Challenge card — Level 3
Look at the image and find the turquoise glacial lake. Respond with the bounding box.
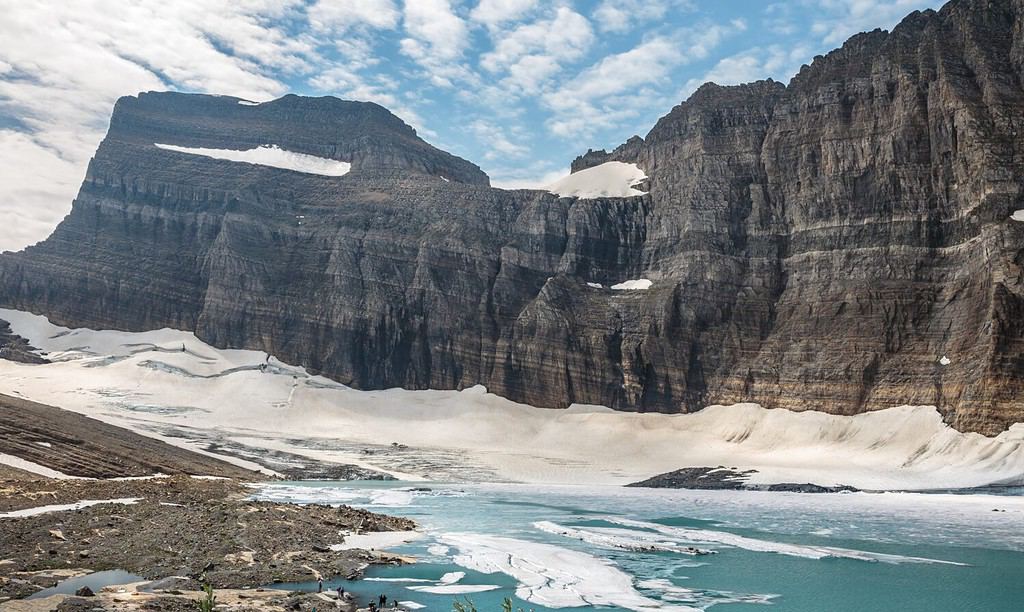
[257,482,1024,611]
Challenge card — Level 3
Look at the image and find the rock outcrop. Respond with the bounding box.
[2,0,1024,434]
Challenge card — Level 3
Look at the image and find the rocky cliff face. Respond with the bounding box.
[3,0,1024,435]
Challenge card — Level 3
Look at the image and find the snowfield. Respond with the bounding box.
[546,161,648,198]
[154,143,351,176]
[1,308,1023,490]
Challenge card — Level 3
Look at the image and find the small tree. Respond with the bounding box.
[452,597,477,612]
[452,596,526,612]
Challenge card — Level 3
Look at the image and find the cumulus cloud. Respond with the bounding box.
[470,0,539,27]
[0,0,311,252]
[0,130,89,252]
[469,119,529,160]
[0,0,949,252]
[399,0,474,88]
[543,21,744,138]
[480,6,593,95]
[401,0,469,62]
[308,0,400,32]
[682,43,812,95]
[801,0,943,45]
[592,0,696,34]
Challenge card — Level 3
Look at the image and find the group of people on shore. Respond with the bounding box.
[317,577,402,610]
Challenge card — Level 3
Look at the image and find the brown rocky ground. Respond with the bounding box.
[0,394,258,479]
[0,476,416,610]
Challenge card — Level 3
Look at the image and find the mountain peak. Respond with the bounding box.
[107,91,489,185]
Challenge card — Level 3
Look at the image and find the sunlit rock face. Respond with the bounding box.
[3,0,1024,435]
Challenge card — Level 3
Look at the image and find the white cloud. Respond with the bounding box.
[542,21,744,138]
[402,0,470,62]
[0,130,89,253]
[682,44,811,95]
[399,0,474,88]
[308,0,400,32]
[470,0,539,27]
[805,0,943,45]
[0,0,307,252]
[481,7,592,71]
[592,0,695,34]
[469,119,529,159]
[489,165,566,190]
[479,6,592,95]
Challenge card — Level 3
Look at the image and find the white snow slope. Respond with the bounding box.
[154,143,351,176]
[1,308,1022,490]
[546,161,647,198]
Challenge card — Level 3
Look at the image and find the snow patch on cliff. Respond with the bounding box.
[546,161,647,198]
[611,279,652,290]
[154,143,351,177]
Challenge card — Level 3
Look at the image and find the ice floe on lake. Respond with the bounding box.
[438,532,700,611]
[546,161,648,199]
[605,518,966,565]
[330,531,423,551]
[154,143,351,176]
[534,521,715,556]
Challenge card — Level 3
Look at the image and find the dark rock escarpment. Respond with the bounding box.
[626,467,859,493]
[0,319,47,364]
[2,0,1024,435]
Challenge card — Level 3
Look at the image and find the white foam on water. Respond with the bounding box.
[153,143,351,177]
[399,602,426,609]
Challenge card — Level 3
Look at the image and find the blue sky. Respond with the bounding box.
[0,0,943,252]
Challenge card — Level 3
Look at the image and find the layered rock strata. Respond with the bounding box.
[3,0,1024,434]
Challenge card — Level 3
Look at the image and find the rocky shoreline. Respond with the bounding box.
[0,475,416,611]
[627,467,860,493]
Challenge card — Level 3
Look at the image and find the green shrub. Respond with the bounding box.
[195,583,217,612]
